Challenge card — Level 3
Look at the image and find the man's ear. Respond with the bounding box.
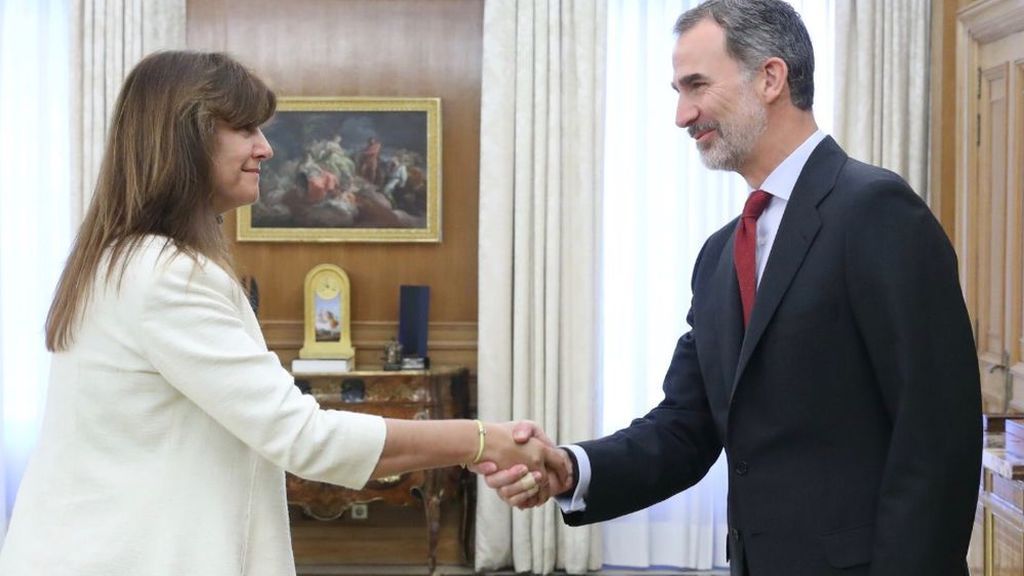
[760,56,788,104]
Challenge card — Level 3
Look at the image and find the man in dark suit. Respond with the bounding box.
[477,1,982,574]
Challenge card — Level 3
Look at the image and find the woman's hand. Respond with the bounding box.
[472,420,575,509]
[481,420,548,473]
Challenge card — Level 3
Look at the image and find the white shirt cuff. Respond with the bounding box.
[554,444,591,513]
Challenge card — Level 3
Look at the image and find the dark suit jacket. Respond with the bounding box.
[563,138,982,576]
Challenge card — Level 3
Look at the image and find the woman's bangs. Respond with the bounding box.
[212,63,276,130]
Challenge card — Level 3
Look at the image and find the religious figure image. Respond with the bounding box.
[314,296,342,342]
[240,99,440,242]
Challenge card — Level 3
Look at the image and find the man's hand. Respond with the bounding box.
[470,421,575,509]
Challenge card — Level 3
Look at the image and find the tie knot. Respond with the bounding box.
[742,189,773,220]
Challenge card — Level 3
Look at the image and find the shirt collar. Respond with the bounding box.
[757,130,827,202]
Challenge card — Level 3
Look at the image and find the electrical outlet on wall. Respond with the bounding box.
[350,503,368,520]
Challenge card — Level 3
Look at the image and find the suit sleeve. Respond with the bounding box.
[133,253,387,489]
[563,241,723,526]
[844,178,982,575]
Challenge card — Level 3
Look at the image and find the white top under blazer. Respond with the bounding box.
[0,235,387,576]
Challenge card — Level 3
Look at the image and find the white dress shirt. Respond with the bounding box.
[558,130,827,513]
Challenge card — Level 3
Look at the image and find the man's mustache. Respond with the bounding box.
[688,122,719,139]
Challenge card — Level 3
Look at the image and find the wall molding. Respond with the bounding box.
[958,0,1024,44]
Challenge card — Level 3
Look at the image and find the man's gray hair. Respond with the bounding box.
[674,0,814,110]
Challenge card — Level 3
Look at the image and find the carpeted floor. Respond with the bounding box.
[298,566,729,576]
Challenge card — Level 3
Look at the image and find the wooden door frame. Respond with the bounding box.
[956,0,1024,411]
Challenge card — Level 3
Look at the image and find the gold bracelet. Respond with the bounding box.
[469,419,487,466]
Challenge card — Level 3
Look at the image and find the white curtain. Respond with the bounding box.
[0,0,72,539]
[0,0,186,541]
[476,0,605,573]
[600,0,835,570]
[71,0,186,221]
[834,0,930,197]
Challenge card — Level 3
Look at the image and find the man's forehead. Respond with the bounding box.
[675,18,733,75]
[672,18,727,64]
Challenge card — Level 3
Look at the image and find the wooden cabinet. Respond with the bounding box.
[975,446,1024,575]
[287,367,471,571]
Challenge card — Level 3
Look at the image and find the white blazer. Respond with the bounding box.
[0,235,386,576]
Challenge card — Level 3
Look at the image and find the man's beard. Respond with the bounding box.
[690,88,767,172]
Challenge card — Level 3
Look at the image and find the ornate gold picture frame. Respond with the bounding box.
[299,264,355,360]
[238,97,441,242]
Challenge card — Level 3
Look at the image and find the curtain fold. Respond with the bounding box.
[599,0,835,570]
[834,0,930,197]
[476,0,605,573]
[0,0,72,540]
[600,2,737,569]
[0,0,186,541]
[71,0,186,223]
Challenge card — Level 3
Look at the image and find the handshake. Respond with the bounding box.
[469,421,575,509]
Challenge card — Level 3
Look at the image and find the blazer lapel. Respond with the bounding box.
[731,137,848,397]
[712,226,744,391]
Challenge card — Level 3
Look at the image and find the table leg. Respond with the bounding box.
[421,470,442,575]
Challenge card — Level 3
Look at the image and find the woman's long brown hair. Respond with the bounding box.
[45,51,276,351]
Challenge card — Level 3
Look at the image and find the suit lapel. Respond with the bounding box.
[730,137,848,398]
[713,226,744,391]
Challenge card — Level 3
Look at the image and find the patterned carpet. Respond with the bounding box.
[298,566,729,576]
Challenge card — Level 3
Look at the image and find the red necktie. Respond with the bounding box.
[734,189,773,328]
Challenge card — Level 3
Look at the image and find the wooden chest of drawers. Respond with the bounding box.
[971,446,1024,575]
[287,366,470,571]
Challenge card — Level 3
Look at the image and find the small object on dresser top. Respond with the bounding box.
[291,357,351,375]
[983,413,1024,434]
[382,337,404,371]
[1007,419,1024,458]
[401,356,427,370]
[242,275,260,316]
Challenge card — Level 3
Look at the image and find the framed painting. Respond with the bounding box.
[238,97,441,242]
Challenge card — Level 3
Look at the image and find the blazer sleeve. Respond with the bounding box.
[563,242,722,526]
[132,251,387,489]
[844,178,982,575]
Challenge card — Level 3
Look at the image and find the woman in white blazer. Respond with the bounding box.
[0,51,558,576]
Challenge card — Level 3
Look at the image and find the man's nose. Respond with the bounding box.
[675,97,698,128]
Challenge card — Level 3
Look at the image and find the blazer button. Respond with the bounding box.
[729,527,740,539]
[734,461,749,476]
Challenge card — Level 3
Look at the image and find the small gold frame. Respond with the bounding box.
[238,97,442,242]
[299,264,355,360]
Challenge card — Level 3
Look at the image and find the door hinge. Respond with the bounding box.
[977,113,981,147]
[1002,350,1013,413]
[977,66,982,100]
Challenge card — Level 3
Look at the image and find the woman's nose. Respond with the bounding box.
[254,128,274,159]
